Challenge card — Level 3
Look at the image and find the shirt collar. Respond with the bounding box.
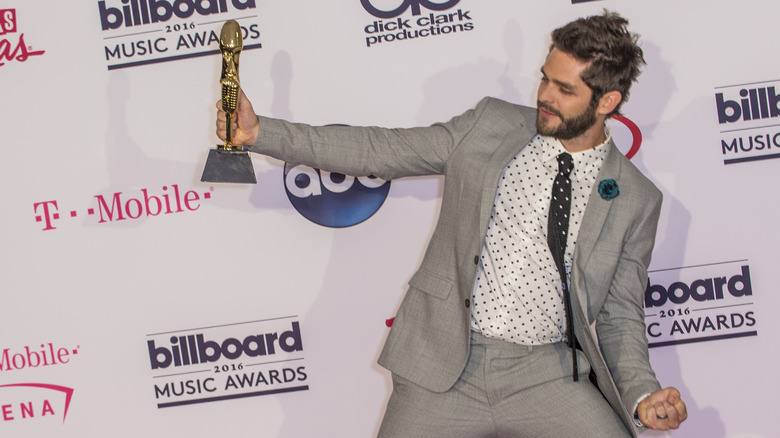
[536,124,611,182]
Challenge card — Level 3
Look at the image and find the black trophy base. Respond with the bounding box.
[201,148,257,184]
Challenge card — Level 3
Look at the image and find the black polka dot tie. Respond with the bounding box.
[547,152,573,265]
[546,152,579,381]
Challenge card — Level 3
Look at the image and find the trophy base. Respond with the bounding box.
[200,147,257,184]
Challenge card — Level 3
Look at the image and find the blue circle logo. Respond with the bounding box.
[283,164,391,228]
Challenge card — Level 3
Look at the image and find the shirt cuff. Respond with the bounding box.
[632,393,652,428]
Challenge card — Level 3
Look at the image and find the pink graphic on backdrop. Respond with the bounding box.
[0,9,17,34]
[613,115,643,159]
[0,383,74,423]
[0,9,45,67]
[32,184,214,231]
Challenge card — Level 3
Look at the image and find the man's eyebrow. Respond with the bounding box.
[540,67,577,93]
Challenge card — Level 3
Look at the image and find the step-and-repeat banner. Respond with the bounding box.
[1,1,776,437]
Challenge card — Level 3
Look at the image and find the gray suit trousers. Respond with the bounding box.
[378,331,630,438]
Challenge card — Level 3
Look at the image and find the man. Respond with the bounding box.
[216,11,687,437]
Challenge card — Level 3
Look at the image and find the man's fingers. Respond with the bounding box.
[215,99,227,141]
[670,398,688,428]
[214,91,259,145]
[648,401,670,428]
[642,400,686,431]
[654,401,668,420]
[665,387,681,404]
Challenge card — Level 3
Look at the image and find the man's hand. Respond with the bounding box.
[636,387,688,431]
[216,89,260,145]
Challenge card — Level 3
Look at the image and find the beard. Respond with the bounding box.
[536,99,598,140]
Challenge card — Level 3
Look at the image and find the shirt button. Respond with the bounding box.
[465,299,471,308]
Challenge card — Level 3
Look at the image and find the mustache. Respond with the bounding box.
[537,101,563,119]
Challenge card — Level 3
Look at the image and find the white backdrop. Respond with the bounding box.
[1,1,777,437]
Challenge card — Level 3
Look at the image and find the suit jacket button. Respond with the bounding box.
[474,256,479,265]
[465,299,471,308]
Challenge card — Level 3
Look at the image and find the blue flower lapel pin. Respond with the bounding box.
[598,179,619,200]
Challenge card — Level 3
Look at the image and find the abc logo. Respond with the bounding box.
[284,164,390,228]
[361,0,460,18]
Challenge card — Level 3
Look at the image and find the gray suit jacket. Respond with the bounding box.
[252,97,663,435]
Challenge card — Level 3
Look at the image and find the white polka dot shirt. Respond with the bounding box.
[470,131,610,345]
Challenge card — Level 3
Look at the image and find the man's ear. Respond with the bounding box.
[598,90,623,116]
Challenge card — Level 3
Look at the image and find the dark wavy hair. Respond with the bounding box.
[550,11,645,117]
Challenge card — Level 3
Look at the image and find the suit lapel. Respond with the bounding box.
[569,141,635,433]
[477,126,536,234]
[572,139,623,318]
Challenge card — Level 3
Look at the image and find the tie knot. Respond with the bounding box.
[557,152,573,176]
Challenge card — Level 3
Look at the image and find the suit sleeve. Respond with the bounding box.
[248,97,494,181]
[595,185,664,415]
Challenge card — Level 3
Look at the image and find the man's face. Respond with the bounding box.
[536,48,599,140]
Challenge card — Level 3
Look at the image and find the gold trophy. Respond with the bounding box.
[201,19,257,184]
